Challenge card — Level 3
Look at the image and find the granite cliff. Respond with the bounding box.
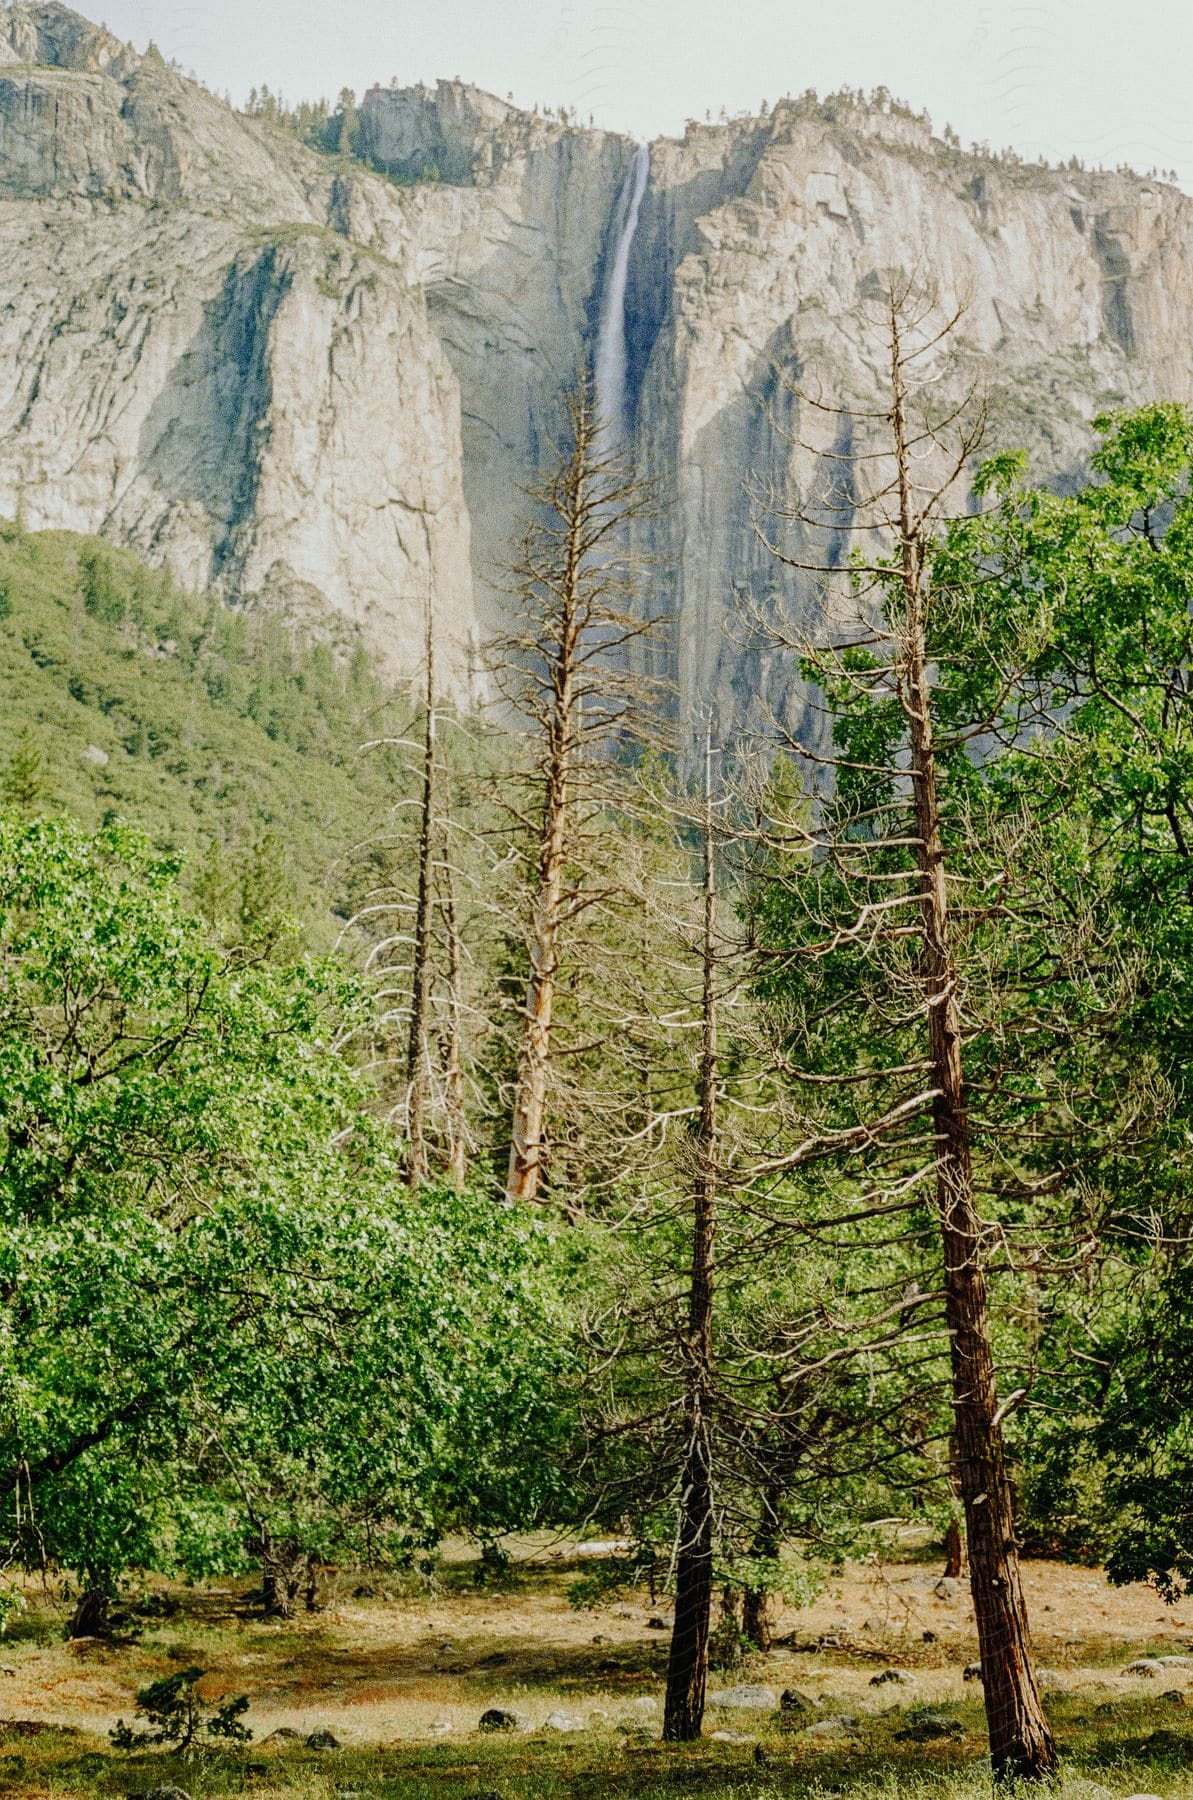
[2,2,1192,726]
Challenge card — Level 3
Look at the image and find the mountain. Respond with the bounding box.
[2,4,1192,735]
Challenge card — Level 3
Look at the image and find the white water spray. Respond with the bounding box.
[594,143,649,444]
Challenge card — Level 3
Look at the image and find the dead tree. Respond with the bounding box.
[492,377,660,1206]
[342,623,498,1189]
[439,835,468,1189]
[663,725,720,1740]
[404,596,438,1185]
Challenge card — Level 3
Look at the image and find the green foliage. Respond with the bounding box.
[938,402,1193,1575]
[0,812,573,1591]
[0,522,415,936]
[1,725,45,812]
[110,1666,251,1752]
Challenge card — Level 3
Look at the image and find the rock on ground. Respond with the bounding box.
[479,1707,528,1732]
[708,1684,778,1711]
[897,1712,964,1742]
[801,1715,860,1740]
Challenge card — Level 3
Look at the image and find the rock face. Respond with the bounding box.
[3,4,1193,724]
[0,5,475,687]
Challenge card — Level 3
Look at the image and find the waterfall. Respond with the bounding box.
[594,143,650,444]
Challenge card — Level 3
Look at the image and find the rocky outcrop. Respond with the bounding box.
[1,5,1192,722]
[0,6,476,686]
[625,102,1193,732]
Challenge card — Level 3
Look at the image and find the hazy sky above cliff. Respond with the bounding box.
[95,0,1192,187]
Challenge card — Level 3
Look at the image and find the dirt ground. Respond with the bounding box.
[3,1543,1192,1748]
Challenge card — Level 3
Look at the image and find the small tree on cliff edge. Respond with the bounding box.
[492,377,662,1207]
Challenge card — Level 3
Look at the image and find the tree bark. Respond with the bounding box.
[944,1433,967,1578]
[664,728,719,1741]
[891,301,1057,1784]
[66,1587,111,1640]
[742,1483,782,1652]
[441,848,467,1190]
[504,456,583,1208]
[404,598,437,1187]
[258,1531,311,1619]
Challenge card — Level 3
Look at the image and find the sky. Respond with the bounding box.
[86,0,1193,188]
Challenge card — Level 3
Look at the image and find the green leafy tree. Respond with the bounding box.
[743,284,1162,1780]
[936,402,1193,1587]
[0,812,572,1620]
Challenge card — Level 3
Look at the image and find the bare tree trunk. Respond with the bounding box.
[258,1531,311,1620]
[441,847,467,1190]
[66,1588,111,1640]
[742,1482,782,1652]
[405,599,437,1186]
[891,306,1057,1784]
[664,728,719,1741]
[504,461,583,1208]
[493,378,659,1205]
[944,1433,967,1578]
[505,730,570,1204]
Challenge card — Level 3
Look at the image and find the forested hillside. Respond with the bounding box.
[0,517,412,929]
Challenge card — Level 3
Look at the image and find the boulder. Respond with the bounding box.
[306,1729,340,1749]
[896,1712,964,1742]
[478,1707,526,1732]
[543,1710,585,1732]
[934,1576,960,1601]
[779,1688,817,1714]
[801,1715,860,1740]
[708,1684,778,1711]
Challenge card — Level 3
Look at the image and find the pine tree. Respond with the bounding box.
[2,726,45,814]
